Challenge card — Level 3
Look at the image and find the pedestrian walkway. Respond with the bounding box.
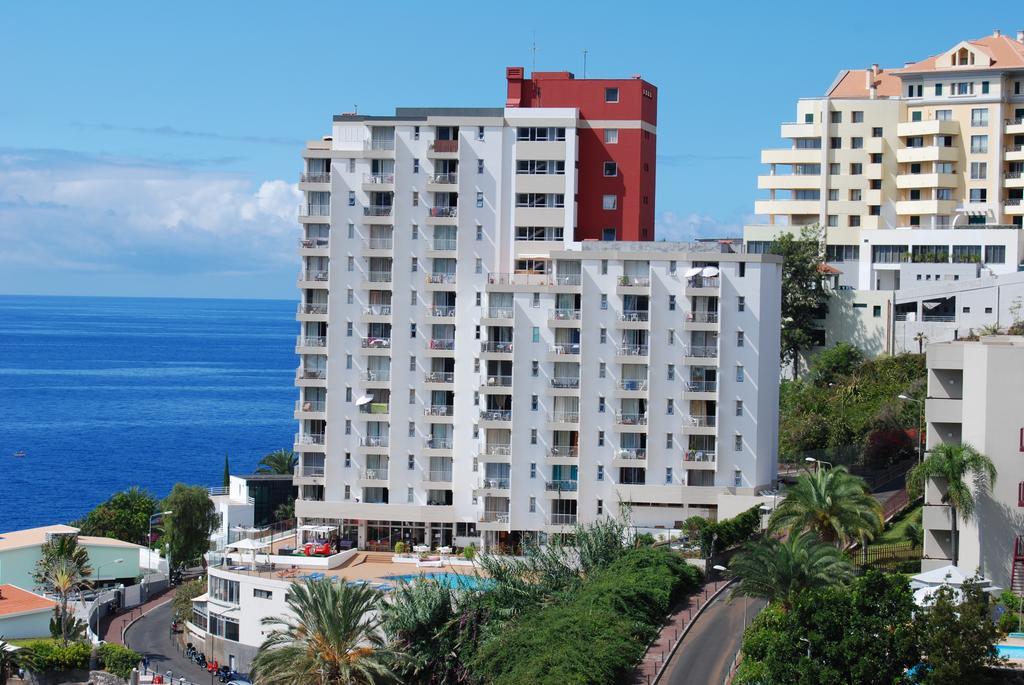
[100,587,176,645]
[630,577,730,684]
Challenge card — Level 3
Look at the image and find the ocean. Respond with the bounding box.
[0,295,297,531]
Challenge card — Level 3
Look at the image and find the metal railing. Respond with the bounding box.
[431,172,458,184]
[549,411,580,423]
[362,468,389,481]
[686,276,720,288]
[429,338,455,350]
[295,432,325,445]
[481,341,513,353]
[427,470,454,482]
[616,448,647,460]
[480,511,510,523]
[295,400,326,412]
[359,436,389,448]
[621,310,650,322]
[367,140,396,151]
[484,374,512,387]
[297,368,326,380]
[364,369,391,382]
[367,237,393,249]
[358,403,390,415]
[1007,198,1023,206]
[478,477,511,489]
[686,345,718,358]
[297,335,326,347]
[550,308,581,320]
[425,405,454,416]
[685,414,717,427]
[549,446,579,458]
[425,371,454,383]
[615,413,647,425]
[687,311,719,323]
[553,274,582,286]
[546,480,578,492]
[686,380,717,392]
[430,140,459,153]
[550,343,580,355]
[297,466,325,477]
[550,377,581,388]
[617,344,649,356]
[480,409,512,421]
[618,379,648,391]
[426,273,457,284]
[367,271,393,282]
[486,272,555,286]
[482,444,512,456]
[299,270,330,282]
[361,337,392,348]
[299,237,329,249]
[299,204,331,217]
[363,173,395,184]
[684,450,717,463]
[921,315,956,322]
[298,303,328,315]
[485,307,514,319]
[425,437,453,449]
[364,304,392,316]
[429,206,458,218]
[432,238,458,251]
[427,305,456,317]
[619,276,651,287]
[549,513,578,525]
[301,171,331,183]
[364,206,394,217]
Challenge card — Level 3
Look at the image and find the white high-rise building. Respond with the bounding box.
[293,81,783,551]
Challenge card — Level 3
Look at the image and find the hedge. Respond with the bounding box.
[20,639,90,672]
[471,547,702,684]
[98,642,141,679]
[698,506,762,556]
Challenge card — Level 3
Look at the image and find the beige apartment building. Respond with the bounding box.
[746,31,1024,356]
[919,336,1024,591]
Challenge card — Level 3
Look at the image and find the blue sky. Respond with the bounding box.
[0,1,1019,299]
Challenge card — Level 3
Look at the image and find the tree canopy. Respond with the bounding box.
[161,484,220,568]
[768,466,882,546]
[74,487,158,545]
[256,449,297,475]
[770,225,829,378]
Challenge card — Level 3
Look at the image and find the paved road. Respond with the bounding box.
[124,600,211,684]
[664,591,766,685]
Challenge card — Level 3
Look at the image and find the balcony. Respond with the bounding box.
[480,409,512,422]
[361,468,389,481]
[486,272,555,287]
[686,311,719,324]
[685,380,718,393]
[367,271,393,283]
[431,238,458,252]
[363,305,392,317]
[483,374,512,387]
[548,446,579,458]
[426,305,456,318]
[481,341,513,354]
[424,405,454,417]
[430,172,458,185]
[300,171,331,184]
[425,273,457,286]
[482,444,512,458]
[429,140,459,154]
[616,344,649,358]
[425,470,454,483]
[615,413,647,426]
[358,403,391,416]
[296,465,325,478]
[299,270,330,284]
[364,369,391,383]
[1007,117,1024,135]
[546,480,578,492]
[296,335,326,348]
[484,307,514,320]
[360,337,392,349]
[619,276,651,287]
[617,379,648,392]
[548,513,578,525]
[428,207,458,218]
[298,204,331,218]
[1006,199,1024,215]
[476,477,511,491]
[760,148,823,165]
[550,308,581,321]
[895,199,958,215]
[895,146,959,164]
[424,371,454,384]
[550,377,581,389]
[620,310,650,323]
[896,119,960,137]
[364,206,394,218]
[299,237,329,251]
[362,174,395,189]
[359,436,389,448]
[686,414,717,428]
[366,140,396,151]
[548,411,580,424]
[366,237,394,250]
[295,432,325,446]
[479,510,510,524]
[549,342,580,356]
[685,276,720,292]
[684,450,717,463]
[429,338,455,351]
[685,345,719,359]
[295,399,325,414]
[296,368,327,382]
[616,448,647,461]
[425,437,453,450]
[297,303,328,316]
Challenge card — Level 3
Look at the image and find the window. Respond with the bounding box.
[408,422,415,437]
[667,329,675,345]
[346,321,353,337]
[734,434,743,451]
[476,225,483,240]
[346,354,352,369]
[532,292,540,308]
[475,291,481,306]
[666,399,674,415]
[600,328,607,344]
[829,163,840,175]
[603,161,618,177]
[407,487,414,504]
[970,135,988,153]
[413,126,420,140]
[475,257,482,274]
[850,163,862,175]
[985,245,1006,263]
[830,137,841,149]
[477,159,484,174]
[598,362,606,378]
[937,189,953,200]
[347,222,355,239]
[804,113,814,123]
[413,158,419,173]
[597,430,605,446]
[348,191,355,206]
[828,189,838,201]
[408,455,415,470]
[735,400,743,417]
[529,496,536,512]
[736,331,744,347]
[665,467,673,484]
[603,227,616,241]
[870,153,882,163]
[344,484,351,499]
[601,294,608,310]
[982,81,990,94]
[345,420,351,435]
[935,83,943,96]
[736,365,744,383]
[531,428,537,444]
[412,191,419,206]
[738,296,745,312]
[669,295,676,311]
[969,188,987,203]
[530,463,537,479]
[852,110,863,123]
[409,389,415,404]
[531,394,538,411]
[830,111,842,124]
[667,364,675,380]
[598,396,606,413]
[411,224,418,240]
[872,305,881,318]
[911,110,922,121]
[476,191,484,208]
[347,288,353,304]
[971,108,989,127]
[851,137,863,149]
[532,360,539,376]
[477,125,485,140]
[849,215,861,227]
[669,260,676,274]
[410,323,417,337]
[601,259,608,275]
[597,465,604,482]
[602,195,617,210]
[532,326,540,343]
[344,453,351,467]
[970,162,987,180]
[850,189,861,201]
[411,257,417,272]
[872,127,883,138]
[409,355,416,371]
[604,128,618,144]
[605,87,619,103]
[827,215,838,227]
[410,290,417,305]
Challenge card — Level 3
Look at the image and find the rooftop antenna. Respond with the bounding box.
[532,31,538,73]
[354,104,358,114]
[583,49,588,78]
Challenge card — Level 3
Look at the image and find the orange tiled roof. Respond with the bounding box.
[893,33,1024,74]
[827,68,902,98]
[0,585,57,617]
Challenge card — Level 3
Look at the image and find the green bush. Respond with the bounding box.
[98,643,141,679]
[471,547,701,684]
[394,541,405,555]
[21,639,90,672]
[698,506,762,556]
[463,543,476,560]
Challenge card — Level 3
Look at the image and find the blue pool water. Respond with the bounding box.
[0,295,297,531]
[997,644,1024,659]
[387,572,493,591]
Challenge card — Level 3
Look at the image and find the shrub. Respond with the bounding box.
[394,541,405,555]
[698,506,762,556]
[171,577,206,621]
[98,643,141,679]
[22,639,90,673]
[634,532,656,547]
[463,543,476,560]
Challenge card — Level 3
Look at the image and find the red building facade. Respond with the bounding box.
[506,67,657,242]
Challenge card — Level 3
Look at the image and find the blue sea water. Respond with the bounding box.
[0,295,297,531]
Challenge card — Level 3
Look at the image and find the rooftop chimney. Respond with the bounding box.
[994,29,1001,37]
[872,63,880,76]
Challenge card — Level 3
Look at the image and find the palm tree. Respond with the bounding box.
[730,532,854,610]
[250,579,395,685]
[31,535,92,646]
[0,637,32,685]
[256,449,297,475]
[907,442,997,566]
[769,466,883,547]
[380,579,464,684]
[914,331,928,354]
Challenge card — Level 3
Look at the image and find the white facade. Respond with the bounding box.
[919,337,1024,591]
[294,107,783,551]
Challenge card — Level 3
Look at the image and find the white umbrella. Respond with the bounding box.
[683,267,702,278]
[226,538,271,569]
[355,395,373,406]
[701,266,720,277]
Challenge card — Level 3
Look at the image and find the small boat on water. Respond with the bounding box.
[13,450,25,458]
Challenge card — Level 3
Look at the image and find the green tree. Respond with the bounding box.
[808,342,864,386]
[730,532,854,610]
[274,500,295,523]
[380,578,465,684]
[171,578,207,622]
[735,571,917,685]
[162,484,220,569]
[914,331,929,354]
[222,452,230,488]
[32,535,93,646]
[74,487,158,545]
[770,225,830,379]
[256,449,297,475]
[0,638,35,685]
[250,579,395,685]
[769,466,882,546]
[914,578,1004,684]
[907,442,997,566]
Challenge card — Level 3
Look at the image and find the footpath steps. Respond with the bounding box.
[357,552,395,565]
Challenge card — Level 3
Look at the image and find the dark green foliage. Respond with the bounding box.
[256,449,297,475]
[735,571,917,685]
[470,547,701,684]
[915,579,1005,684]
[222,452,230,488]
[171,578,206,621]
[97,643,141,679]
[698,505,762,556]
[730,533,854,610]
[380,579,467,684]
[73,487,158,545]
[770,225,830,378]
[808,342,864,386]
[20,640,90,673]
[161,483,221,567]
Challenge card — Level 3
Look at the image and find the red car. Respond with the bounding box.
[304,541,332,556]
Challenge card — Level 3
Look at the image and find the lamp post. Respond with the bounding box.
[713,564,748,627]
[90,558,124,640]
[804,456,833,472]
[799,636,812,659]
[898,394,925,463]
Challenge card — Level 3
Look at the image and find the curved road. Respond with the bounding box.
[664,591,765,685]
[125,600,211,684]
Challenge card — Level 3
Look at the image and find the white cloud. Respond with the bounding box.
[655,210,750,242]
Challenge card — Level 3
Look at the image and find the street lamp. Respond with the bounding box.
[713,564,749,627]
[804,457,833,471]
[799,636,812,659]
[149,511,173,576]
[90,559,124,640]
[898,394,925,463]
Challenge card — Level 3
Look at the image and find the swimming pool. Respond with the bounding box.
[997,644,1024,659]
[386,572,493,591]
